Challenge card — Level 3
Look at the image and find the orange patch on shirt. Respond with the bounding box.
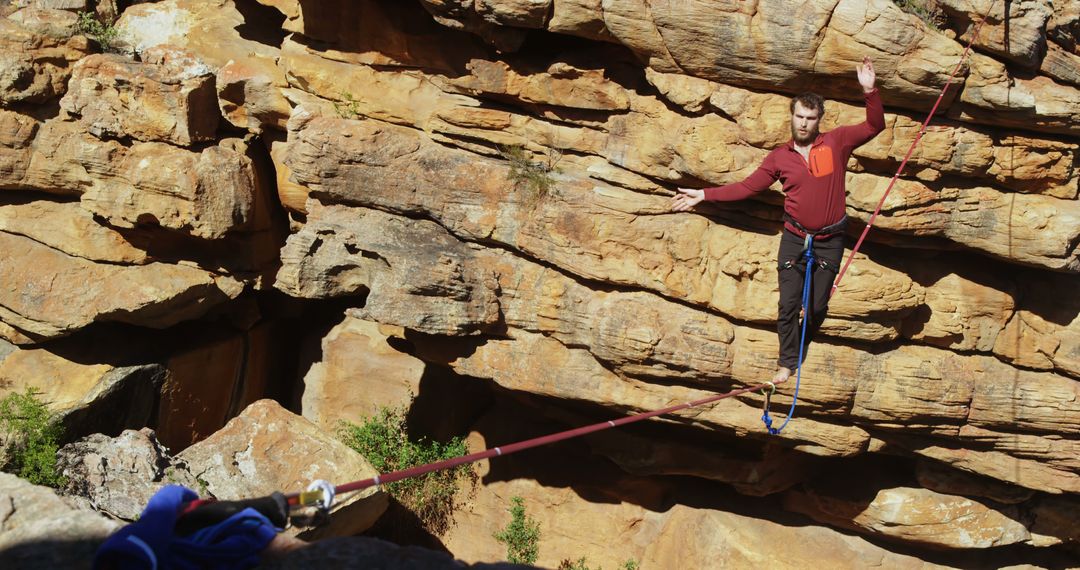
[809,145,834,178]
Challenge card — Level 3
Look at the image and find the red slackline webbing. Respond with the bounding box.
[286,381,771,504]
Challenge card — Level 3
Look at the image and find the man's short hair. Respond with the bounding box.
[790,92,825,117]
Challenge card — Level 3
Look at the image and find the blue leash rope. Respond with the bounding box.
[762,235,813,435]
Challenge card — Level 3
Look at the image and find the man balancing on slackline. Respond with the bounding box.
[670,56,885,386]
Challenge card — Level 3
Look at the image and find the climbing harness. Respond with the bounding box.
[762,234,815,434]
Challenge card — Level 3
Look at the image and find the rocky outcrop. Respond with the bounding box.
[177,399,389,540]
[300,315,426,431]
[0,8,89,105]
[60,49,220,145]
[0,472,120,570]
[0,230,243,341]
[0,339,164,436]
[57,428,198,521]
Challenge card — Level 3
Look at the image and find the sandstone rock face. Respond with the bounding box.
[60,49,220,145]
[5,117,270,239]
[301,315,426,431]
[276,201,500,335]
[440,409,967,570]
[177,399,389,540]
[0,200,151,264]
[785,486,1033,549]
[57,428,198,521]
[0,472,120,570]
[0,8,89,105]
[115,0,289,133]
[0,339,164,437]
[0,231,243,341]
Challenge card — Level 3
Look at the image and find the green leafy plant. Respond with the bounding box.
[338,406,474,535]
[556,557,640,570]
[500,144,561,205]
[894,0,946,31]
[76,11,122,53]
[0,388,66,487]
[335,91,363,120]
[494,495,541,565]
[558,557,598,570]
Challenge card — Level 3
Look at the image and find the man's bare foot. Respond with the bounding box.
[772,367,792,384]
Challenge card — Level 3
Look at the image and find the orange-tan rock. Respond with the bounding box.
[0,8,89,105]
[115,0,288,133]
[60,49,219,145]
[13,119,267,239]
[0,231,243,342]
[784,485,1033,549]
[176,399,388,540]
[301,315,426,431]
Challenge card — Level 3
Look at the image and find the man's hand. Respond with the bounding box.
[857,56,876,93]
[671,188,705,211]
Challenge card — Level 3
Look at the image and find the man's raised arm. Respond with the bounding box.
[839,56,886,148]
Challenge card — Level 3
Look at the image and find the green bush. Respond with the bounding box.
[337,406,474,535]
[557,556,640,570]
[76,12,122,53]
[334,91,363,120]
[894,0,946,30]
[494,495,541,565]
[0,388,66,488]
[558,557,596,570]
[500,144,561,205]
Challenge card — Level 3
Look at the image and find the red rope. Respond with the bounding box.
[831,12,991,297]
[286,381,772,505]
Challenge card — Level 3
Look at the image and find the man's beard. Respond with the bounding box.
[791,124,819,145]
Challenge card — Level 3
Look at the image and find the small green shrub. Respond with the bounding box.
[500,144,561,205]
[0,388,66,488]
[338,406,474,535]
[894,0,946,31]
[76,12,122,53]
[494,495,541,565]
[556,556,639,570]
[558,557,598,570]
[335,91,363,119]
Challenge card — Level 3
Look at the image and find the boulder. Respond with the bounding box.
[0,8,89,105]
[57,428,198,521]
[60,48,220,145]
[177,399,389,540]
[301,315,426,432]
[784,485,1032,549]
[0,472,120,570]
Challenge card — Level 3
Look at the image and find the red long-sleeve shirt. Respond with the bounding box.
[702,89,886,236]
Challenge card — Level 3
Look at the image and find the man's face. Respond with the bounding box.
[791,102,822,145]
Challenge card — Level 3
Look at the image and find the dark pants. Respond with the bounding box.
[776,229,844,370]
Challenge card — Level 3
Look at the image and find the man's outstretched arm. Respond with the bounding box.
[671,156,779,211]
